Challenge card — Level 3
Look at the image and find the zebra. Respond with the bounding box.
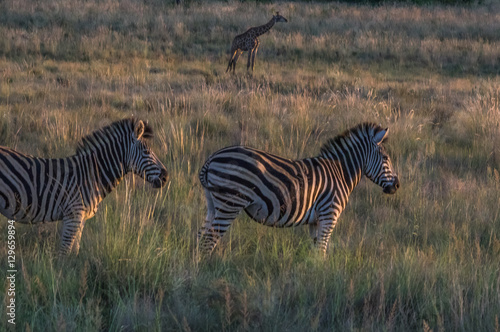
[197,123,400,255]
[0,118,168,255]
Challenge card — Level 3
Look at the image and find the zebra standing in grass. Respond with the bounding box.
[0,118,168,255]
[198,123,400,255]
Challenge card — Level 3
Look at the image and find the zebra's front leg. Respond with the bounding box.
[59,213,85,256]
[316,211,338,256]
[71,219,88,255]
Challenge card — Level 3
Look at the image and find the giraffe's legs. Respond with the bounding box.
[227,49,242,74]
[247,48,255,73]
[232,51,242,73]
[251,43,259,72]
[226,49,238,73]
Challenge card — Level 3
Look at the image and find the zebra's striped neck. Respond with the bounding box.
[75,149,126,202]
[319,124,380,191]
[74,120,141,200]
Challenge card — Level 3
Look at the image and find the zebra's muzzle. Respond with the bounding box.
[151,168,168,188]
[383,176,399,195]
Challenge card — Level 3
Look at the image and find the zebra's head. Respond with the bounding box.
[128,120,168,189]
[365,127,399,195]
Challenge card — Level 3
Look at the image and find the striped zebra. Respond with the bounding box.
[0,118,168,255]
[198,123,400,254]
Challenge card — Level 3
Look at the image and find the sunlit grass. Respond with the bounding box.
[0,0,499,330]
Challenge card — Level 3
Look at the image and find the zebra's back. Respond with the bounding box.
[0,146,80,223]
[199,146,333,227]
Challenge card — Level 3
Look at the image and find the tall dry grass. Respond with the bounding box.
[0,0,499,330]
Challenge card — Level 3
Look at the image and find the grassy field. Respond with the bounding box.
[1,0,499,330]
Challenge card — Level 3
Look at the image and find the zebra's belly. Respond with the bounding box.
[244,203,316,227]
[244,203,270,224]
[0,202,63,224]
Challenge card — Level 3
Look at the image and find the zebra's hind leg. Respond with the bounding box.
[197,189,216,251]
[197,190,246,255]
[309,223,319,246]
[59,213,85,256]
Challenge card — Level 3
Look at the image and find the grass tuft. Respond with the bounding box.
[0,1,499,330]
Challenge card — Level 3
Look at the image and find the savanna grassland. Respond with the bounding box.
[0,0,500,330]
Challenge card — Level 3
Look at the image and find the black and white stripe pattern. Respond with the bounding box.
[0,118,168,255]
[198,123,399,254]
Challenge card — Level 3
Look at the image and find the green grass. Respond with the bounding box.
[1,0,500,330]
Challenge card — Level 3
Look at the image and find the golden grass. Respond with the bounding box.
[0,0,499,330]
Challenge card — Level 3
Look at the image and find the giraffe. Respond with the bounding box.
[226,12,288,74]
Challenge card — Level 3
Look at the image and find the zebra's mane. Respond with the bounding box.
[75,118,153,155]
[319,122,386,157]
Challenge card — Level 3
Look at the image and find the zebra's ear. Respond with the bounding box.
[373,128,389,145]
[134,120,145,140]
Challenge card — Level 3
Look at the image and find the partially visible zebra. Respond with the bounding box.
[198,123,400,255]
[0,118,168,255]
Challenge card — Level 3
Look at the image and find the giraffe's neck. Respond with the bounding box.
[253,18,276,37]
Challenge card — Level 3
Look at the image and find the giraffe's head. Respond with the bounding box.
[273,12,288,23]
